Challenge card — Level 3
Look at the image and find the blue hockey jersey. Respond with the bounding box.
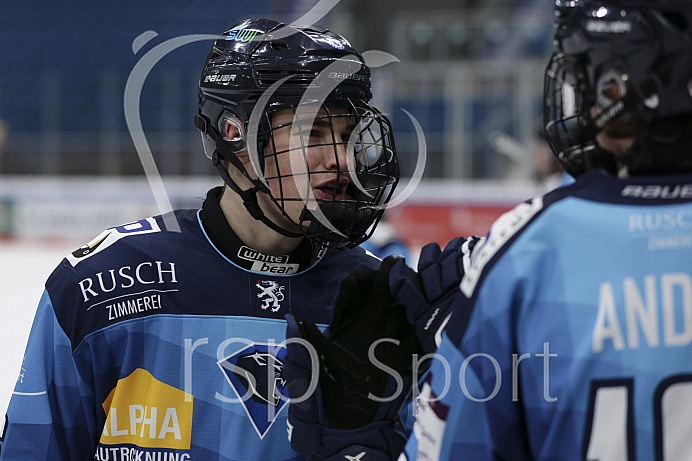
[404,171,692,460]
[0,188,380,460]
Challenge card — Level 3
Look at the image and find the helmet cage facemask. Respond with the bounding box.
[195,95,398,248]
[544,51,600,177]
[259,99,398,249]
[196,18,399,247]
[544,50,662,177]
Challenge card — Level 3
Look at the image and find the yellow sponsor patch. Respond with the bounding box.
[100,368,193,449]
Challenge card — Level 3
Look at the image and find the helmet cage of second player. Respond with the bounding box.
[543,50,599,177]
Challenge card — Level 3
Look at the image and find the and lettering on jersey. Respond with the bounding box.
[627,209,692,251]
[99,368,193,452]
[79,260,178,303]
[252,261,299,274]
[238,246,288,264]
[93,445,191,460]
[629,210,692,233]
[593,272,692,353]
[217,342,289,439]
[68,218,161,267]
[105,294,162,321]
[648,234,692,251]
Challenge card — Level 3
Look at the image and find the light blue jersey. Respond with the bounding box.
[405,171,692,460]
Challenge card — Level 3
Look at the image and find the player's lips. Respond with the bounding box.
[313,177,349,200]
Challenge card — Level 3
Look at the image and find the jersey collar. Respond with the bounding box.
[199,186,326,275]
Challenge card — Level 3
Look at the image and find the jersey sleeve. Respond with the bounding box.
[0,289,96,460]
[402,285,533,460]
[403,331,492,460]
[402,200,545,460]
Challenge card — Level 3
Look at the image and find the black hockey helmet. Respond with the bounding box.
[195,18,399,248]
[543,0,692,177]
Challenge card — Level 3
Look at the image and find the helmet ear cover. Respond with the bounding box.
[194,110,265,188]
[195,109,300,235]
[220,114,247,152]
[194,112,245,156]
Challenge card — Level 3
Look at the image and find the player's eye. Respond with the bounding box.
[303,129,322,139]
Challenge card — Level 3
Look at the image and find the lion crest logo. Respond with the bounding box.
[255,280,285,312]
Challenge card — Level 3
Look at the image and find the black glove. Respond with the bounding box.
[302,255,421,429]
[390,236,481,353]
[284,255,423,459]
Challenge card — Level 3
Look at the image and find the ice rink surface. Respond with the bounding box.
[0,238,82,418]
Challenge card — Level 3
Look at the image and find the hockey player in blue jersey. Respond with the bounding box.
[284,0,692,459]
[0,18,400,460]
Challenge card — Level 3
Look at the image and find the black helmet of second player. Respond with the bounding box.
[195,18,399,248]
[543,0,692,177]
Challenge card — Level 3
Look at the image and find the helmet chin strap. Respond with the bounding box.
[195,111,303,238]
[211,149,304,239]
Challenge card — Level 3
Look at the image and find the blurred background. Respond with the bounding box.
[0,0,558,418]
[1,0,553,176]
[0,0,555,247]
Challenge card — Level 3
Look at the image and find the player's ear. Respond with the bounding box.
[223,117,250,163]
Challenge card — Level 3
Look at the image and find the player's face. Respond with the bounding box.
[263,106,357,228]
[590,106,637,157]
[590,73,639,158]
